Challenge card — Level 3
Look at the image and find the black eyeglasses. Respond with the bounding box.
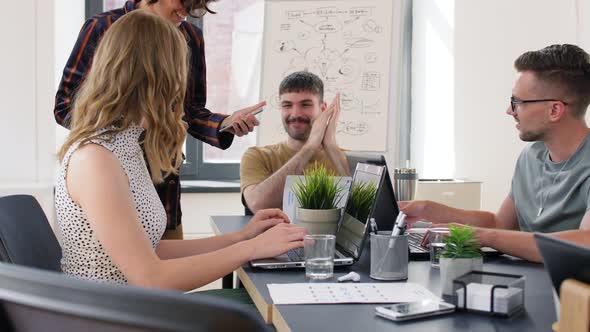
[510,96,568,112]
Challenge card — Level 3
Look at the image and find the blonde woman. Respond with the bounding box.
[55,11,305,298]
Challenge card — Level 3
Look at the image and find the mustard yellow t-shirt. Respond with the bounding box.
[240,142,344,192]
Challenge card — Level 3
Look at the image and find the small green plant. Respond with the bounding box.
[440,225,482,259]
[345,180,378,222]
[292,162,344,210]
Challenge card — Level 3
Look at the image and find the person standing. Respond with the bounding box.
[54,0,262,239]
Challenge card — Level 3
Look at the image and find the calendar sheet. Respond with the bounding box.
[268,283,440,304]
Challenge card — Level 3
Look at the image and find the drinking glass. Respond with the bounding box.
[428,228,450,268]
[304,234,336,279]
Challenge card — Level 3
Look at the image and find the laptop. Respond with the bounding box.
[345,153,398,232]
[251,162,387,269]
[346,152,500,259]
[534,233,590,295]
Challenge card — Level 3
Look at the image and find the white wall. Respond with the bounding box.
[413,0,587,212]
[0,1,56,222]
[181,193,244,238]
[454,0,578,211]
[411,0,455,179]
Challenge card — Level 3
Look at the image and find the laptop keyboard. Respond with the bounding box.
[287,248,305,261]
[408,232,428,254]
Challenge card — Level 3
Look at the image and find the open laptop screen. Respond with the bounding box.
[336,163,386,259]
[345,152,399,231]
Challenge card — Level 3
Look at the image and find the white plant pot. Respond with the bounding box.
[295,208,341,235]
[440,257,483,296]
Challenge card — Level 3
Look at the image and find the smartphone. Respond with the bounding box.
[219,107,264,133]
[375,300,455,322]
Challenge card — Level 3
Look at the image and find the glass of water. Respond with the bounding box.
[304,234,336,280]
[428,228,450,268]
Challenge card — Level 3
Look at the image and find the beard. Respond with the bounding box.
[284,116,311,141]
[519,128,545,142]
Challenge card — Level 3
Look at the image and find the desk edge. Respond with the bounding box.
[237,267,273,324]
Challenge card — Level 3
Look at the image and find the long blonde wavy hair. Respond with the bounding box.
[58,10,188,184]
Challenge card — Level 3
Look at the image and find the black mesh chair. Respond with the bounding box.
[0,262,269,332]
[0,195,61,271]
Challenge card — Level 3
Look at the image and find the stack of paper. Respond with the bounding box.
[456,283,523,314]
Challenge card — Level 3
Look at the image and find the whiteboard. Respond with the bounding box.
[259,0,394,151]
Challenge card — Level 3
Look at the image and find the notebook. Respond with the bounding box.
[250,163,386,269]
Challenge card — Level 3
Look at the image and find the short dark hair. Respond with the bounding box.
[278,71,324,103]
[514,44,590,117]
[146,0,217,18]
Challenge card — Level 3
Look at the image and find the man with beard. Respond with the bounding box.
[240,71,350,213]
[400,44,590,262]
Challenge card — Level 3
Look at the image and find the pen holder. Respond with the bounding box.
[370,232,408,281]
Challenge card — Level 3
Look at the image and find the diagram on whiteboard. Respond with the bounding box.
[260,0,393,151]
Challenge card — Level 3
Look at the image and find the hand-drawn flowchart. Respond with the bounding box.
[259,0,393,151]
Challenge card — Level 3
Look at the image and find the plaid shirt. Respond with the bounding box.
[54,0,233,229]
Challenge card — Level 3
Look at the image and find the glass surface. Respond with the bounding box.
[104,0,125,10]
[304,235,336,280]
[105,0,264,165]
[428,228,450,268]
[202,0,263,163]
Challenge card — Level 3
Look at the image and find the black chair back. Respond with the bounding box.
[0,262,269,332]
[0,195,61,271]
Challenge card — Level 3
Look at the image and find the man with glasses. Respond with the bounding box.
[54,0,263,240]
[400,44,590,262]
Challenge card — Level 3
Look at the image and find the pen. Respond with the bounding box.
[391,212,407,236]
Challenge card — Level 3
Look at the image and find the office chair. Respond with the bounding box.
[0,262,270,332]
[0,195,62,271]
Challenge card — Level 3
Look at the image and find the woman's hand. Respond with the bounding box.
[246,223,307,260]
[239,208,290,240]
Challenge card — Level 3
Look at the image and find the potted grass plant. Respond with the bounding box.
[439,225,483,295]
[292,162,345,235]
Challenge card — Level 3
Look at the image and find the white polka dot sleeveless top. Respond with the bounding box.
[55,126,166,284]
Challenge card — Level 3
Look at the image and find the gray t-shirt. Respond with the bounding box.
[510,133,590,233]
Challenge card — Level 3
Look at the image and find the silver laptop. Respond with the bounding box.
[251,163,386,269]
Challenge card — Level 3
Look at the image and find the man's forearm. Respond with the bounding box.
[480,228,541,262]
[244,146,316,212]
[430,202,497,228]
[481,229,590,263]
[324,144,350,176]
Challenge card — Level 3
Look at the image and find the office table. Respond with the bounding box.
[211,215,557,332]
